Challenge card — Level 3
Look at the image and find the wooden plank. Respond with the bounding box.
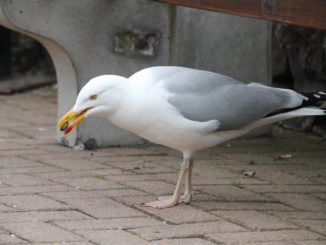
[157,0,326,30]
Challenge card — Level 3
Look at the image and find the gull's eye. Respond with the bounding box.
[89,94,97,100]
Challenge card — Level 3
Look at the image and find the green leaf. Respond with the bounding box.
[94,175,106,180]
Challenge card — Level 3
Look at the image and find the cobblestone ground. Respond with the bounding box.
[0,87,325,245]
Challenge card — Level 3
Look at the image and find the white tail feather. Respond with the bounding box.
[246,107,325,130]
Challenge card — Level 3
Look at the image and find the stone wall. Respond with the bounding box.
[272,23,326,92]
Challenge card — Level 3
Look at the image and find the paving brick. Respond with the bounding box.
[157,238,216,245]
[206,230,324,244]
[0,210,92,223]
[267,211,326,220]
[217,153,275,164]
[291,150,326,158]
[0,233,27,244]
[63,197,131,209]
[310,177,326,185]
[9,108,54,123]
[3,222,84,242]
[33,168,125,179]
[84,207,145,219]
[24,152,92,161]
[106,159,176,174]
[0,166,65,175]
[5,96,55,111]
[35,144,79,153]
[42,189,148,200]
[0,194,68,211]
[33,241,94,245]
[271,158,326,166]
[244,242,297,245]
[213,210,298,230]
[190,192,222,202]
[0,203,15,211]
[39,158,107,170]
[192,201,294,211]
[268,193,326,211]
[0,185,74,196]
[55,217,163,231]
[223,163,308,173]
[294,241,326,245]
[193,176,269,185]
[193,163,239,178]
[4,138,40,146]
[54,176,125,190]
[108,173,177,182]
[216,138,281,153]
[313,193,326,201]
[245,185,326,194]
[114,195,161,206]
[0,149,51,157]
[196,185,272,202]
[0,128,21,138]
[149,172,268,185]
[0,174,55,186]
[287,169,326,178]
[90,146,162,156]
[0,117,31,129]
[63,197,145,219]
[76,230,147,244]
[139,205,219,224]
[32,242,94,245]
[125,180,177,195]
[130,221,247,240]
[0,156,45,168]
[226,169,314,185]
[291,220,326,235]
[90,155,177,164]
[0,141,35,150]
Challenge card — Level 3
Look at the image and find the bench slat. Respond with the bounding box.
[158,0,326,30]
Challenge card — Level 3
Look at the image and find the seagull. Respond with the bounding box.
[58,66,326,208]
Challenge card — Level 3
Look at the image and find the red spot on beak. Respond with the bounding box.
[64,126,73,135]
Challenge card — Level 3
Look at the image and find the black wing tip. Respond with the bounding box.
[301,92,326,108]
[266,92,326,118]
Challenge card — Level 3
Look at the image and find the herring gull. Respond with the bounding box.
[58,66,326,208]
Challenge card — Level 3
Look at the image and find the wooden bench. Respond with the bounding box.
[158,0,326,30]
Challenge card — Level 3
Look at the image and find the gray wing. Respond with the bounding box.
[163,72,304,130]
[130,66,304,130]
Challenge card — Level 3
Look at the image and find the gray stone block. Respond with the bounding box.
[174,7,271,83]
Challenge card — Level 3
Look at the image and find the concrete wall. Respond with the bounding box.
[174,7,271,82]
[0,0,271,147]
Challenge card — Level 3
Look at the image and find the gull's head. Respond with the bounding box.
[58,75,126,135]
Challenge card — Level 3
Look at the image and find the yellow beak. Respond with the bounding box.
[57,107,89,135]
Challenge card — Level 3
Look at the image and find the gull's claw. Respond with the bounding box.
[143,197,178,208]
[157,194,191,204]
[180,193,191,204]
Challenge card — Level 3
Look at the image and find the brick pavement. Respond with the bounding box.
[0,87,325,244]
